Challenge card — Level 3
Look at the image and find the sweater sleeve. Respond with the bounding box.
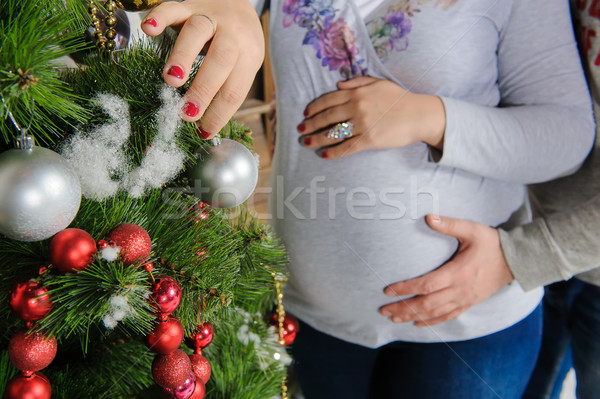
[436,0,595,184]
[499,194,600,291]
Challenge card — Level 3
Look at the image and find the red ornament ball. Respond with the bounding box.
[4,372,51,399]
[9,280,52,321]
[106,223,152,265]
[146,317,184,354]
[185,322,214,351]
[49,228,97,273]
[188,379,206,399]
[161,372,196,399]
[152,349,192,389]
[151,276,182,316]
[8,330,57,372]
[269,313,299,346]
[189,353,211,384]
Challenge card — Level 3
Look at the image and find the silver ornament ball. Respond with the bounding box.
[0,147,81,241]
[189,139,258,208]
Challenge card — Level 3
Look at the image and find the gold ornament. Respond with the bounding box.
[114,0,163,12]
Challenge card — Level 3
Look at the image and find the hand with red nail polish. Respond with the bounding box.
[140,0,264,135]
[298,76,446,160]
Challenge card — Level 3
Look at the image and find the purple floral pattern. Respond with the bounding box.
[283,0,367,78]
[283,1,458,76]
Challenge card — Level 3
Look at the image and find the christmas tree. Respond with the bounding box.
[0,0,295,397]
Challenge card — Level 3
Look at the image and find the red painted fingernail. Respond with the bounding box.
[303,108,309,117]
[321,150,328,158]
[298,123,306,133]
[167,65,185,79]
[183,102,199,117]
[143,18,157,27]
[303,136,312,146]
[198,127,212,139]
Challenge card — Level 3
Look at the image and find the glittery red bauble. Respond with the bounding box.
[8,330,57,372]
[151,276,182,316]
[269,313,299,346]
[4,372,51,399]
[188,379,206,399]
[49,228,97,273]
[9,280,52,321]
[146,317,184,354]
[189,353,211,384]
[185,322,214,351]
[152,349,192,389]
[161,372,196,399]
[106,223,152,265]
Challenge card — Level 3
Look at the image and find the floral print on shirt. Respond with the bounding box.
[282,0,458,78]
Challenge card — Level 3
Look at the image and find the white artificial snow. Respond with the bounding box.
[100,245,121,262]
[62,93,131,199]
[62,86,187,200]
[102,294,134,329]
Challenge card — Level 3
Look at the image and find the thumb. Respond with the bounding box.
[426,214,476,241]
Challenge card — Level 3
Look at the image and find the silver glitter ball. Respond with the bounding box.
[189,139,258,208]
[0,147,81,241]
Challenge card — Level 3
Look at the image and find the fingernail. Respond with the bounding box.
[303,108,309,117]
[392,316,403,323]
[143,18,158,27]
[430,214,442,223]
[167,65,185,79]
[298,123,306,133]
[183,102,199,117]
[381,310,391,317]
[303,136,312,146]
[321,150,328,159]
[384,289,395,296]
[198,127,212,139]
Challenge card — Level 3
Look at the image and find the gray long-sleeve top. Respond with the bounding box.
[501,1,600,289]
[257,0,595,347]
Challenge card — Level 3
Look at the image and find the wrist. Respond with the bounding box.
[417,94,446,150]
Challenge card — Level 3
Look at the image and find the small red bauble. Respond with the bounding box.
[161,372,196,399]
[185,322,214,352]
[152,349,192,389]
[8,330,57,372]
[146,317,184,354]
[9,280,52,321]
[106,223,152,265]
[151,276,182,316]
[49,228,97,273]
[4,372,51,399]
[269,313,299,346]
[189,379,206,399]
[189,353,211,384]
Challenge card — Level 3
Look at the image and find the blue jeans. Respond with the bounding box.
[523,279,600,399]
[291,304,542,399]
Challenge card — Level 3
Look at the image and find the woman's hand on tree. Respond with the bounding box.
[141,0,265,138]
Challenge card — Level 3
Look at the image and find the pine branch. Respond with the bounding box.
[0,0,90,145]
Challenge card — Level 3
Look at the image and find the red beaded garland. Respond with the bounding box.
[49,228,97,273]
[146,317,184,354]
[106,223,152,265]
[9,280,52,321]
[4,372,51,399]
[8,330,57,372]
